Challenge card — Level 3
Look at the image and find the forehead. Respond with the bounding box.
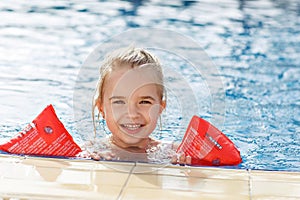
[103,64,162,97]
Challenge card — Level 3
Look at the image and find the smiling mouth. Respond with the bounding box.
[120,123,144,131]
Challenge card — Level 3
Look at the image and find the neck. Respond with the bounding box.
[109,135,152,153]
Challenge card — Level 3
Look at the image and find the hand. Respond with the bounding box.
[76,150,116,161]
[171,152,192,166]
[76,150,91,159]
[90,151,116,161]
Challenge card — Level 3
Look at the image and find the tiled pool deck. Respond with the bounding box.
[0,154,299,200]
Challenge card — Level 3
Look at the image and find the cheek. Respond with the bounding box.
[105,106,122,120]
[147,104,162,121]
[105,104,133,124]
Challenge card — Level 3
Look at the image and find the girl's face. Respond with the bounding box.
[99,64,165,148]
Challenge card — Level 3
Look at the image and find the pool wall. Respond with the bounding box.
[0,154,299,199]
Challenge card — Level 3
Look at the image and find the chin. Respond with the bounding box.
[122,134,147,143]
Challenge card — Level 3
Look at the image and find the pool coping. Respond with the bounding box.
[0,154,299,199]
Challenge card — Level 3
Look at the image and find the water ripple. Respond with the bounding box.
[0,0,299,171]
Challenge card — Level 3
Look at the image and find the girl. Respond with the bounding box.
[79,46,191,165]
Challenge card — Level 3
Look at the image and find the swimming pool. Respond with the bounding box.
[0,0,299,171]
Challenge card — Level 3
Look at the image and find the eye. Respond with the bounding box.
[139,100,152,104]
[112,100,125,104]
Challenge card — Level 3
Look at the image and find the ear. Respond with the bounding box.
[159,100,166,114]
[96,100,105,119]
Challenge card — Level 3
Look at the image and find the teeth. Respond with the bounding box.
[122,124,141,130]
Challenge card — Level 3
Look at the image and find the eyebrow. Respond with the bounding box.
[139,96,155,101]
[109,96,156,101]
[109,96,125,100]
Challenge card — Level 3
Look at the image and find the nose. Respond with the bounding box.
[127,103,140,119]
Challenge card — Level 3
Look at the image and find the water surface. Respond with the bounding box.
[0,0,299,171]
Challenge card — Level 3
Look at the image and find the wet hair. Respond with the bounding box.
[92,46,166,135]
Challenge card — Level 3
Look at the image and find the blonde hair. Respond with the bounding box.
[92,46,165,136]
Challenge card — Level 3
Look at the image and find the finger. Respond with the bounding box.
[103,154,112,160]
[103,151,116,160]
[179,154,186,165]
[77,151,90,158]
[91,152,101,161]
[186,155,192,165]
[109,152,116,158]
[171,155,178,164]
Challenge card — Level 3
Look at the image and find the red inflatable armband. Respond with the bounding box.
[0,105,81,157]
[177,115,242,166]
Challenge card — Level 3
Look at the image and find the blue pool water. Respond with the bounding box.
[0,0,299,171]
